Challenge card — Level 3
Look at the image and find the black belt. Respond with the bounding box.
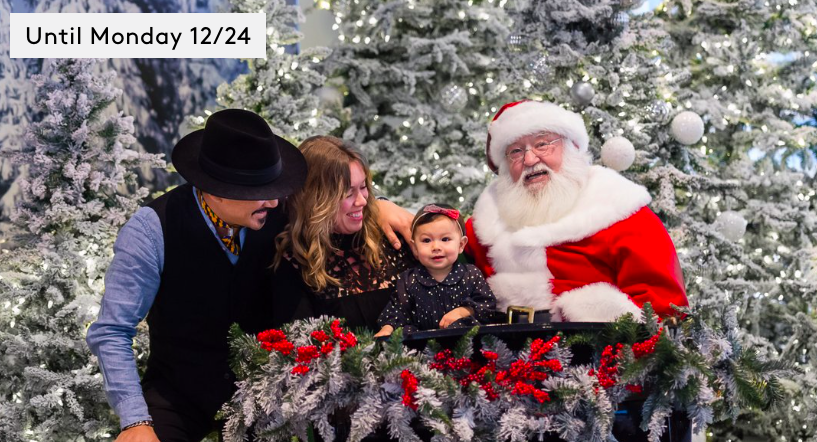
[507,306,551,324]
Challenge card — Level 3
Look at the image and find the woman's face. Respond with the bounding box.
[333,161,369,234]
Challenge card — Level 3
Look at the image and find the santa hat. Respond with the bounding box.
[486,100,589,173]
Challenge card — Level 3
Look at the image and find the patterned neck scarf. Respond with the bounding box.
[197,189,241,256]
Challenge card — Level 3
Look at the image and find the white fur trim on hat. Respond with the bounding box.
[488,101,589,169]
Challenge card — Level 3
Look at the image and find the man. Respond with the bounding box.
[465,100,687,322]
[86,109,412,442]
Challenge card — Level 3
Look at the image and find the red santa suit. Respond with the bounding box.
[465,165,687,322]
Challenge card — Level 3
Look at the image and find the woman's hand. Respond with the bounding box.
[374,325,394,337]
[439,307,473,329]
[375,200,413,250]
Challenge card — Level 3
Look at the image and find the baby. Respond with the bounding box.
[375,203,496,337]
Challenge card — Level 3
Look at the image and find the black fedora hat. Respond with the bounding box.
[172,109,307,201]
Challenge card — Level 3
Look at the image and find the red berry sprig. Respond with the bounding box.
[529,335,561,361]
[291,365,310,375]
[427,349,502,401]
[512,382,551,403]
[257,329,295,355]
[256,320,359,376]
[429,349,473,372]
[311,330,330,342]
[593,343,624,388]
[494,336,562,404]
[320,342,334,355]
[295,346,320,363]
[632,328,663,359]
[400,370,419,410]
[330,319,358,351]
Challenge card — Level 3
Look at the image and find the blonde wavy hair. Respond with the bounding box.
[274,136,383,291]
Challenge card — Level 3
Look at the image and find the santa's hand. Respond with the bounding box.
[439,307,472,329]
[374,325,394,337]
[375,200,413,250]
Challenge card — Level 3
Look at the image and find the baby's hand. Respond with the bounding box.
[374,325,394,337]
[439,307,472,329]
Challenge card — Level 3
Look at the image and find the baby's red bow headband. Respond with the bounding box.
[411,205,463,234]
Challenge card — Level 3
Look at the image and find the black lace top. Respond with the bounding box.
[269,234,416,331]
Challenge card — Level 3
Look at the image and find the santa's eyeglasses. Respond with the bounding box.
[504,137,564,163]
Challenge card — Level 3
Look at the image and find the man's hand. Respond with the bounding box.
[375,200,413,250]
[374,325,394,337]
[439,307,473,329]
[115,425,160,442]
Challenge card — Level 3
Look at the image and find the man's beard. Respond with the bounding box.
[495,148,592,230]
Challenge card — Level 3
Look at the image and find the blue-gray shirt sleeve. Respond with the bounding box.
[86,207,164,429]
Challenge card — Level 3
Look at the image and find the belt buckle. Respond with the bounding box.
[507,305,535,324]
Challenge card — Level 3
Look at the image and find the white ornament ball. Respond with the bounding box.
[601,137,636,171]
[570,81,596,107]
[714,211,747,242]
[440,83,468,112]
[670,111,705,145]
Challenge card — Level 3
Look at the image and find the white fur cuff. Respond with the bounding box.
[487,272,553,312]
[553,282,642,322]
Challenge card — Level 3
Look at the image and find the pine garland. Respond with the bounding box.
[224,304,788,442]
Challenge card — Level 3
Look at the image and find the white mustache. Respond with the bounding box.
[523,163,554,179]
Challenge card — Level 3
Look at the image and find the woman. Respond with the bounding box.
[271,136,416,331]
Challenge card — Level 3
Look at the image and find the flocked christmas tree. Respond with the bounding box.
[317,0,515,210]
[0,0,242,217]
[0,0,37,216]
[201,0,338,140]
[648,1,817,440]
[0,59,164,441]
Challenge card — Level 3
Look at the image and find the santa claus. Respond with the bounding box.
[465,100,688,322]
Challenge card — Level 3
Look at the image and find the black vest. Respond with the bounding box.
[143,184,283,419]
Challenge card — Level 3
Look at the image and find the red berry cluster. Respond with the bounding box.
[296,345,320,363]
[590,343,623,388]
[257,329,295,355]
[426,337,562,403]
[512,381,551,403]
[529,336,560,361]
[320,342,334,355]
[291,365,310,375]
[427,349,500,401]
[632,328,663,359]
[330,319,358,351]
[257,320,358,376]
[310,330,336,355]
[311,330,330,342]
[429,349,473,371]
[400,370,419,410]
[494,336,562,404]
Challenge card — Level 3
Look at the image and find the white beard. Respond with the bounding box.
[496,147,592,230]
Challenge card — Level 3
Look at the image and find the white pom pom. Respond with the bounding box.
[714,211,747,242]
[601,136,635,171]
[670,111,705,145]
